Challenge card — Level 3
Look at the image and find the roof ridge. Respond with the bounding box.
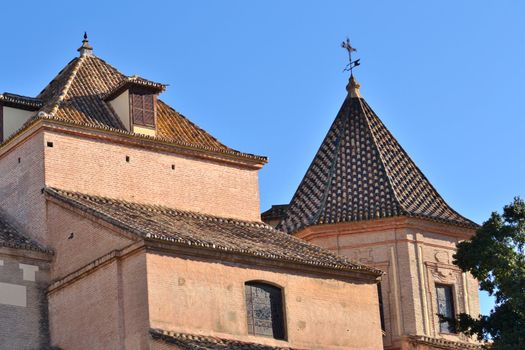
[357,97,407,216]
[49,55,86,116]
[360,100,476,227]
[311,101,349,224]
[45,187,271,228]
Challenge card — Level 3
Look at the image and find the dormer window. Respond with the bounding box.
[131,88,156,128]
[104,76,166,137]
[0,93,42,143]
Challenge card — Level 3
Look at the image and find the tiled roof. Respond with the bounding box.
[150,329,299,350]
[261,205,288,223]
[0,93,43,110]
[408,335,483,350]
[2,46,265,163]
[278,77,476,233]
[0,214,50,253]
[103,75,166,100]
[45,188,380,276]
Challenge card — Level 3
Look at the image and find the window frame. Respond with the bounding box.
[435,283,456,334]
[129,87,157,129]
[244,280,287,341]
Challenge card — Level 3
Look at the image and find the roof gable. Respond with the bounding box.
[279,77,476,233]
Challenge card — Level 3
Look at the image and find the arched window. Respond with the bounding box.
[244,281,285,340]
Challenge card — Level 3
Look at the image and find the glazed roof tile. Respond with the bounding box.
[0,214,50,253]
[150,329,299,350]
[45,188,380,276]
[279,78,476,233]
[261,205,289,223]
[2,47,265,163]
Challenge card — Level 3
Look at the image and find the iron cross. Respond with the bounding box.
[341,38,361,73]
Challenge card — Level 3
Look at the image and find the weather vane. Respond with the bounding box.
[341,38,360,74]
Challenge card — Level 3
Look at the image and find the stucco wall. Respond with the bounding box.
[146,252,383,350]
[108,90,131,131]
[2,106,34,140]
[0,131,47,244]
[43,130,262,221]
[297,219,480,349]
[0,248,51,350]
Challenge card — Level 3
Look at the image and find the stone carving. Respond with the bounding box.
[434,250,450,264]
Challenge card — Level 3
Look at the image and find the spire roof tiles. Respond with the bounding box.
[278,76,476,233]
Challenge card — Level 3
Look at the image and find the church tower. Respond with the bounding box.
[275,45,481,350]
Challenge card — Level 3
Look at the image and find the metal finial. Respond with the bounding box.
[77,32,93,57]
[341,38,360,74]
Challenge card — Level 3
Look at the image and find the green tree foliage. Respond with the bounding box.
[453,197,525,349]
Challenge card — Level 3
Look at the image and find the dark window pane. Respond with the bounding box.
[377,283,385,332]
[245,282,285,340]
[436,284,455,333]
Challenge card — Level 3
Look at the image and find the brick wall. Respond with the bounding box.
[48,251,149,350]
[0,131,47,244]
[43,131,261,221]
[0,248,51,350]
[46,201,134,279]
[49,261,121,350]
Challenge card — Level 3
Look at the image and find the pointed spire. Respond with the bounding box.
[346,74,361,98]
[77,32,93,57]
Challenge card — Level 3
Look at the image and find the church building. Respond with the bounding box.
[0,35,481,350]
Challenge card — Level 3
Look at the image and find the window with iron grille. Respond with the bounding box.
[435,284,456,333]
[245,282,285,340]
[130,90,155,127]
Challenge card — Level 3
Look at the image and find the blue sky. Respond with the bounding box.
[2,0,523,316]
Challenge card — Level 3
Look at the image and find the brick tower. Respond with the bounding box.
[276,75,481,350]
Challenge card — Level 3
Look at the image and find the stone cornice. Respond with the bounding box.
[0,117,266,169]
[295,216,476,242]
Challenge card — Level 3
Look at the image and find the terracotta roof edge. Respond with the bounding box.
[0,93,43,110]
[44,187,381,277]
[48,55,86,116]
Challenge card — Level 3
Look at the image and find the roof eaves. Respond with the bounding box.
[150,329,299,350]
[44,188,381,277]
[0,115,267,165]
[103,75,167,101]
[0,93,43,110]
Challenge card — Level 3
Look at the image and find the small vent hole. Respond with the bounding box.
[18,157,21,163]
[126,156,130,163]
[171,164,175,170]
[47,141,54,148]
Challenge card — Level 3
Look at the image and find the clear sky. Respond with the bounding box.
[2,0,523,317]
